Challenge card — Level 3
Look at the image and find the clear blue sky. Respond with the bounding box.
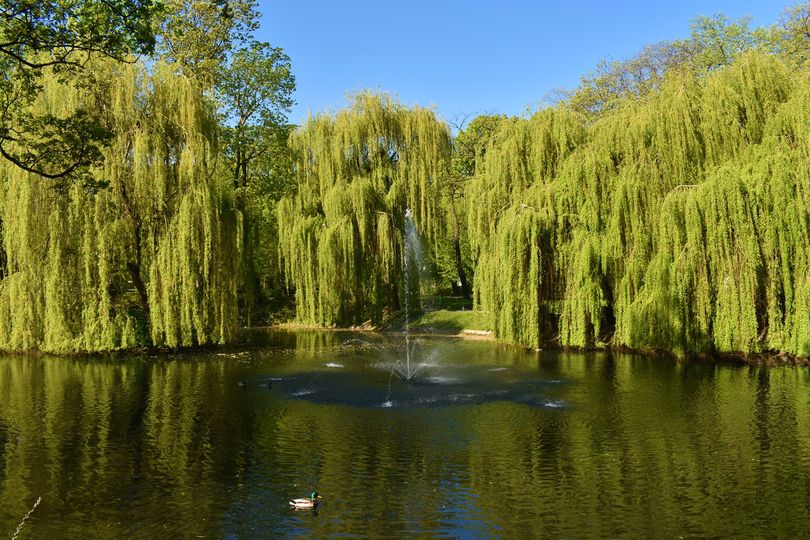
[256,1,789,126]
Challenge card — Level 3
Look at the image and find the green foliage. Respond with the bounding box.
[475,203,550,345]
[470,51,810,357]
[156,1,297,325]
[773,3,810,67]
[452,115,510,179]
[688,14,763,71]
[0,60,240,352]
[2,4,809,362]
[565,41,693,115]
[217,40,295,325]
[565,13,768,117]
[0,0,160,179]
[431,114,511,298]
[277,92,451,326]
[158,0,259,84]
[0,0,158,67]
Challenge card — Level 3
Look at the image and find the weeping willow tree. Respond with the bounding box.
[0,60,241,353]
[277,92,451,325]
[470,51,810,357]
[468,107,588,346]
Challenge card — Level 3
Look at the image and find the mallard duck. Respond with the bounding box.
[289,491,321,509]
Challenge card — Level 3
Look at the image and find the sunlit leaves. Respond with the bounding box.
[0,60,240,352]
[277,93,451,326]
[470,52,810,357]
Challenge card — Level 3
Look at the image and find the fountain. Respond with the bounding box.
[398,208,432,381]
[338,208,435,397]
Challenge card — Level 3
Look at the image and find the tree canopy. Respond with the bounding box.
[468,51,810,357]
[0,0,293,352]
[0,0,160,179]
[0,60,241,352]
[1,3,810,360]
[277,92,451,326]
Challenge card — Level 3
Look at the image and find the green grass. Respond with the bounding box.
[404,309,491,334]
[421,295,473,311]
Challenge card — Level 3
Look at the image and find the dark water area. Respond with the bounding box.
[0,330,808,538]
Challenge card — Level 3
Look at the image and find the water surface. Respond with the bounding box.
[0,331,808,537]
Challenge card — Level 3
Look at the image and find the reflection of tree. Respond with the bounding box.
[0,352,808,536]
[463,353,810,537]
[270,401,451,536]
[0,356,263,537]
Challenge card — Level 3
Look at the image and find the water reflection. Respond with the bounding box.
[0,333,807,538]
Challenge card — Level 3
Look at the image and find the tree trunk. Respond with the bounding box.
[127,261,149,320]
[448,194,470,298]
[235,150,255,327]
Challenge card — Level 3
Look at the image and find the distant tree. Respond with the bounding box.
[219,41,295,323]
[566,14,765,117]
[565,41,692,115]
[687,14,762,70]
[445,114,509,298]
[158,0,258,84]
[772,2,810,66]
[0,0,160,179]
[452,115,510,180]
[220,42,294,193]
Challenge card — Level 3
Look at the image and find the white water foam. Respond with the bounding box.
[426,376,460,384]
[449,393,476,401]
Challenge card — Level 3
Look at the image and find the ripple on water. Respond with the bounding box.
[2,338,808,539]
[542,399,566,409]
[425,376,461,384]
[325,362,344,368]
[448,393,476,402]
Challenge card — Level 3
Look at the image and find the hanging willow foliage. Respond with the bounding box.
[277,92,451,325]
[471,51,810,357]
[0,60,241,353]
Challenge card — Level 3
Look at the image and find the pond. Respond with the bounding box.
[0,331,808,538]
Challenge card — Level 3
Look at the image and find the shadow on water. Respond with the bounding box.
[272,349,568,409]
[261,333,567,409]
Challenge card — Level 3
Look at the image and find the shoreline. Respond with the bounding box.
[261,322,810,367]
[0,322,807,367]
[267,323,497,342]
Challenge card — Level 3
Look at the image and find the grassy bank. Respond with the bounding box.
[377,309,491,336]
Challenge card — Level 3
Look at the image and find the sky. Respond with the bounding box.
[256,1,790,126]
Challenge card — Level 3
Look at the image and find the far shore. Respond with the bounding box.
[262,312,810,368]
[1,311,807,367]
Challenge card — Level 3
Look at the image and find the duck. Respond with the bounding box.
[289,491,321,509]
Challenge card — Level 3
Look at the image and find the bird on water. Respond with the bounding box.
[289,491,321,509]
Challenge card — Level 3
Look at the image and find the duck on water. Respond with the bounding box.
[290,491,321,509]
